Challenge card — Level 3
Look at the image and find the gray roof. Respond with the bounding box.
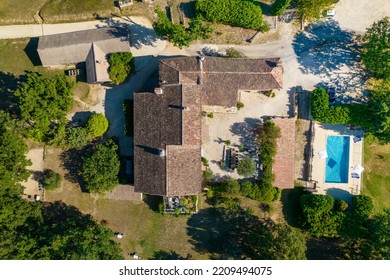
[37,27,130,66]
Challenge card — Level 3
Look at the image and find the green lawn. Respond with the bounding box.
[362,141,390,214]
[0,0,47,25]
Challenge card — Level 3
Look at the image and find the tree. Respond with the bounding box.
[237,157,256,177]
[42,169,62,191]
[203,168,213,181]
[300,194,344,237]
[362,209,390,259]
[368,82,390,141]
[361,17,390,78]
[271,0,290,16]
[352,195,374,220]
[66,126,88,148]
[108,52,134,85]
[154,7,213,48]
[0,111,31,193]
[195,0,265,30]
[82,139,120,195]
[86,113,109,139]
[296,0,334,21]
[14,73,74,143]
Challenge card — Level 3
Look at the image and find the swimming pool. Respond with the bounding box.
[325,136,350,183]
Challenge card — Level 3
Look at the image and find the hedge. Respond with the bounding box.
[195,0,266,30]
[310,88,371,127]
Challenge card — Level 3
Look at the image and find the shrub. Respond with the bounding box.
[237,101,245,110]
[195,0,265,30]
[224,48,247,58]
[201,157,209,166]
[271,0,290,16]
[66,126,88,148]
[224,139,231,146]
[86,113,109,139]
[108,52,134,85]
[224,179,240,195]
[203,168,213,180]
[237,157,256,177]
[207,112,214,118]
[240,181,253,197]
[352,195,374,219]
[335,199,349,211]
[154,7,214,48]
[42,169,62,191]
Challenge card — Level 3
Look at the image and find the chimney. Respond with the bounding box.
[154,87,163,95]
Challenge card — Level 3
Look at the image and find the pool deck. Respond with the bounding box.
[311,122,363,202]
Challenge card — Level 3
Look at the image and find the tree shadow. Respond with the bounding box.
[149,250,192,260]
[306,237,345,260]
[281,187,305,227]
[292,20,360,76]
[23,37,42,66]
[229,117,260,151]
[326,187,352,203]
[0,71,21,115]
[143,195,163,212]
[97,16,159,49]
[179,1,196,19]
[60,144,95,192]
[258,1,272,16]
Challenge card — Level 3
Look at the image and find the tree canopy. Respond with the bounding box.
[108,52,134,85]
[361,17,390,78]
[154,7,213,48]
[82,139,120,195]
[271,0,291,16]
[0,110,31,194]
[86,113,109,139]
[195,0,267,31]
[296,0,334,21]
[15,72,74,143]
[237,157,256,177]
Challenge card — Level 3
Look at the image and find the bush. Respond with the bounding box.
[207,112,214,118]
[224,139,231,146]
[154,7,214,48]
[203,168,213,180]
[237,157,256,177]
[224,179,240,195]
[201,157,209,166]
[271,0,290,16]
[335,199,349,211]
[310,88,371,127]
[108,52,134,85]
[352,195,374,219]
[86,113,109,139]
[66,127,88,148]
[195,0,265,30]
[224,48,247,58]
[237,101,244,110]
[42,169,62,191]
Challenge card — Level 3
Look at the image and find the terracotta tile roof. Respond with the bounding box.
[134,56,284,196]
[166,145,202,196]
[273,117,296,189]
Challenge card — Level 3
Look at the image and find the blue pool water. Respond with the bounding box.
[325,136,350,183]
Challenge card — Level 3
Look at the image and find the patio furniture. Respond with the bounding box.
[353,164,364,175]
[351,173,360,179]
[353,135,362,143]
[306,180,318,189]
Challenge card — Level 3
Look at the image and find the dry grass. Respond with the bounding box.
[362,141,390,214]
[0,0,47,25]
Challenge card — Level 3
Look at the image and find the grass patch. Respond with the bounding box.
[0,0,46,25]
[40,0,117,23]
[362,141,390,214]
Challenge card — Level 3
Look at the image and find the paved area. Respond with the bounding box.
[105,185,142,201]
[334,0,390,33]
[311,123,363,202]
[22,148,44,199]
